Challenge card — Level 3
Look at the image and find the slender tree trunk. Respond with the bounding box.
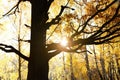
[62,52,67,80]
[117,43,120,76]
[18,11,22,80]
[100,44,107,80]
[115,54,120,79]
[18,56,21,80]
[84,45,92,80]
[70,53,75,80]
[18,40,21,80]
[107,44,115,80]
[27,0,49,80]
[93,45,103,80]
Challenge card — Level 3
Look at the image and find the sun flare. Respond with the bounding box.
[60,37,68,47]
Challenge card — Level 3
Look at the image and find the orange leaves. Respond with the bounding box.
[84,2,97,16]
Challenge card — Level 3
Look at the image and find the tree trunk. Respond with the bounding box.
[18,10,22,80]
[84,45,92,80]
[100,44,107,80]
[27,0,49,80]
[93,45,103,80]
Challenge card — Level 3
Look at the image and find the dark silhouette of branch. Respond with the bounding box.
[24,24,31,28]
[72,0,117,37]
[3,0,31,17]
[70,22,78,32]
[90,3,120,39]
[47,43,64,51]
[46,23,60,41]
[48,49,93,59]
[0,43,29,61]
[93,22,120,40]
[94,34,120,45]
[19,39,31,43]
[46,0,75,29]
[48,50,61,59]
[63,0,120,51]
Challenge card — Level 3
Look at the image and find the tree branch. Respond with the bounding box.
[0,43,29,61]
[46,0,74,29]
[48,50,61,59]
[3,0,31,17]
[90,3,120,39]
[72,0,117,37]
[19,39,31,43]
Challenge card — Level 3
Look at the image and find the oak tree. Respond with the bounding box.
[0,0,120,80]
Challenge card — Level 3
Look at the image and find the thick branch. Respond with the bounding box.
[48,50,61,59]
[0,44,29,61]
[47,43,70,52]
[46,0,74,29]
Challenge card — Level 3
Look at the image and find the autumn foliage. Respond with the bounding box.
[0,0,120,80]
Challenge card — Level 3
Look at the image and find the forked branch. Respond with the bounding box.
[46,0,74,29]
[72,0,118,37]
[0,43,29,61]
[3,0,31,16]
